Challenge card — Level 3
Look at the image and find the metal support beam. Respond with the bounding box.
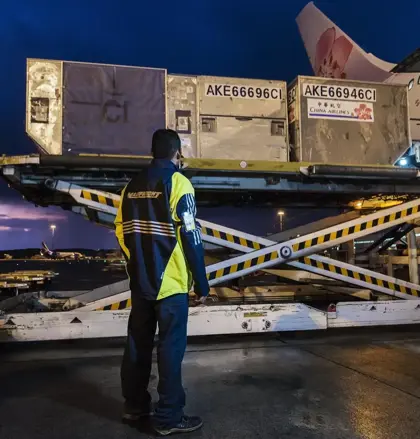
[408,230,419,285]
[363,224,402,253]
[363,223,415,254]
[344,240,355,265]
[379,224,415,252]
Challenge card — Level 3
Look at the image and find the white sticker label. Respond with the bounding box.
[303,83,376,102]
[205,83,282,100]
[307,99,374,122]
[181,137,192,148]
[182,211,196,231]
[180,137,192,158]
[177,116,189,131]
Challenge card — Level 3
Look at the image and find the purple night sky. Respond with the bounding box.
[0,0,417,249]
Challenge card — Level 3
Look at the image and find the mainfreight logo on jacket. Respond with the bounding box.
[115,159,209,302]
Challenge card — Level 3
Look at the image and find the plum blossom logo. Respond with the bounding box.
[354,104,373,121]
[315,27,353,78]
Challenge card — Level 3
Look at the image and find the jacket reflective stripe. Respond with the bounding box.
[122,220,175,235]
[185,193,197,217]
[123,227,176,237]
[123,220,176,238]
[191,229,200,245]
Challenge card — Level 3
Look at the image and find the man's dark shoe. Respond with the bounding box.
[122,406,154,424]
[153,415,203,436]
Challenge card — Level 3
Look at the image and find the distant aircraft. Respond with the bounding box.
[103,251,126,271]
[296,2,420,163]
[40,242,84,260]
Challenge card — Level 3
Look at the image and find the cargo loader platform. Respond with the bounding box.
[2,162,420,342]
[1,154,419,210]
[2,60,419,342]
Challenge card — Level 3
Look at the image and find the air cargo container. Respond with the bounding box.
[26,59,289,162]
[287,76,411,165]
[199,75,288,161]
[26,59,167,157]
[166,75,199,159]
[167,74,288,161]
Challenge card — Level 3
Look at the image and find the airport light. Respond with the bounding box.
[399,157,408,166]
[50,224,56,249]
[277,210,285,232]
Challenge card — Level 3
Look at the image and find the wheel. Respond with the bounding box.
[279,246,292,259]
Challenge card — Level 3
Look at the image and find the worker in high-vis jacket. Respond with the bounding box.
[115,129,209,436]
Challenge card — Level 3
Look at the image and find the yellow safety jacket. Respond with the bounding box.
[115,159,209,303]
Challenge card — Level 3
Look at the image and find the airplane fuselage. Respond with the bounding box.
[297,2,420,146]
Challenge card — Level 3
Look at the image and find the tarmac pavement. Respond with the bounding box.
[2,328,420,438]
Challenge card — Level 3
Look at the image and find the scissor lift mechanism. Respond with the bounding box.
[2,178,420,342]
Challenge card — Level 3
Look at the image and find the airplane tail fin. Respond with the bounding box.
[41,241,53,256]
[296,2,394,81]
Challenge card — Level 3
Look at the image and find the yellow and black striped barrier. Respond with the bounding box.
[207,251,278,281]
[299,256,420,297]
[80,190,120,209]
[96,298,132,311]
[77,185,420,298]
[292,206,419,252]
[201,226,262,251]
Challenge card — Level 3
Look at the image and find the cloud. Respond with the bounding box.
[0,225,32,232]
[0,202,67,221]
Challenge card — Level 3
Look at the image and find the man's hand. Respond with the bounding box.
[194,295,208,306]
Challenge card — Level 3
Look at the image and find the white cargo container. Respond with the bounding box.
[166,75,199,158]
[288,76,411,165]
[167,74,288,162]
[26,59,167,157]
[26,59,288,162]
[198,76,288,161]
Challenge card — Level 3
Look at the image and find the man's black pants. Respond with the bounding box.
[121,293,189,427]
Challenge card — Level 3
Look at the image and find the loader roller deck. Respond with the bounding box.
[1,154,419,209]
